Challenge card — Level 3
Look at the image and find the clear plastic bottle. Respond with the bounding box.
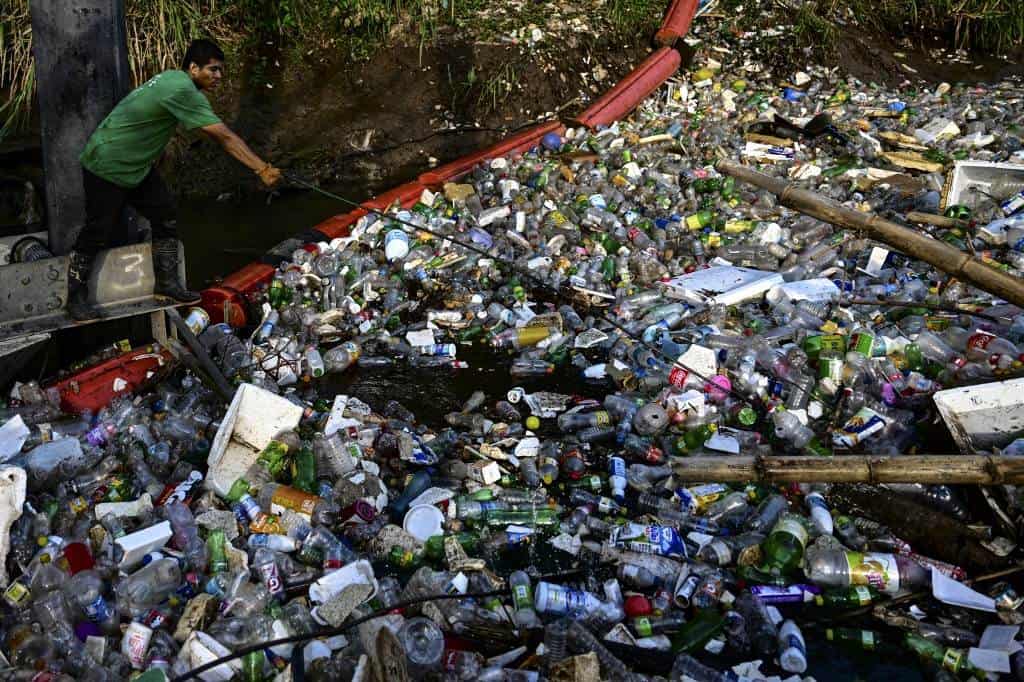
[164,502,208,572]
[398,616,445,678]
[669,653,740,682]
[116,557,181,617]
[735,592,777,658]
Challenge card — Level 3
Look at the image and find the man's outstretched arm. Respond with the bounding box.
[201,122,281,186]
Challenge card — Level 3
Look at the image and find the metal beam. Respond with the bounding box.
[30,0,130,255]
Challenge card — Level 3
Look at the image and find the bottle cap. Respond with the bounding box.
[403,504,445,542]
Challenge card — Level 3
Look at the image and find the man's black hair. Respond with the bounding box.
[181,39,225,71]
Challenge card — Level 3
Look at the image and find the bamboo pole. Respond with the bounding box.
[716,159,1024,309]
[905,211,968,230]
[672,455,1024,485]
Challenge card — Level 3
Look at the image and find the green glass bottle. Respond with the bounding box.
[904,343,925,372]
[904,633,978,677]
[423,532,478,561]
[815,586,878,608]
[484,508,558,527]
[680,424,715,453]
[241,650,265,682]
[760,513,809,576]
[685,209,714,231]
[826,627,880,650]
[671,608,726,653]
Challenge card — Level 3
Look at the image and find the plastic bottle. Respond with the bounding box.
[508,570,542,630]
[116,558,182,617]
[164,502,208,572]
[398,616,445,678]
[805,549,929,594]
[804,490,833,534]
[777,620,807,673]
[735,592,777,658]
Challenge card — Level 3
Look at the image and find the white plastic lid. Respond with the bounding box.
[403,504,444,542]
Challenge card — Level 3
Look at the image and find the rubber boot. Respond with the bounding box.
[152,239,200,303]
[67,251,102,322]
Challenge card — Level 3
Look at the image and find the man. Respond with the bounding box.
[70,39,282,320]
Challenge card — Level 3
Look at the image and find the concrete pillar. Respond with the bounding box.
[30,0,130,255]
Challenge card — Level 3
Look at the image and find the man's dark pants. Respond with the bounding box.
[75,167,180,256]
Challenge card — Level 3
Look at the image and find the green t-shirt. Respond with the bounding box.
[80,70,221,188]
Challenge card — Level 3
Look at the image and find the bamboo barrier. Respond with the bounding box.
[715,159,1024,309]
[672,455,1024,485]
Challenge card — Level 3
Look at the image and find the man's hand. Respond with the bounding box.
[201,124,283,187]
[257,164,283,188]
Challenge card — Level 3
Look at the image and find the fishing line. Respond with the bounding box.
[282,171,774,418]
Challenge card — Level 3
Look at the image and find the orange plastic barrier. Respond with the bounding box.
[571,47,682,130]
[48,346,174,414]
[361,182,427,211]
[203,2,704,328]
[655,0,699,46]
[313,209,364,239]
[200,262,276,327]
[418,121,565,189]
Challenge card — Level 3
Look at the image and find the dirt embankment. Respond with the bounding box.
[161,30,650,201]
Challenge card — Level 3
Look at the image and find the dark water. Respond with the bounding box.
[178,190,926,682]
[178,187,351,288]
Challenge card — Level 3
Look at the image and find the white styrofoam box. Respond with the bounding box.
[934,377,1024,453]
[178,631,240,681]
[308,559,378,605]
[205,384,304,497]
[943,160,1024,211]
[765,278,840,305]
[662,266,784,306]
[116,520,171,568]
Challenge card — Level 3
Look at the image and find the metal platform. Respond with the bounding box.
[0,238,190,344]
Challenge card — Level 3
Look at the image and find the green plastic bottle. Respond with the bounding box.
[207,529,229,574]
[671,608,726,653]
[291,445,317,494]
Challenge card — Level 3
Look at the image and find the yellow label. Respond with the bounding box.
[845,552,900,593]
[942,649,962,673]
[724,220,753,234]
[271,487,319,517]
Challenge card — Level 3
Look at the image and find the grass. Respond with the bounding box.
[477,62,519,114]
[0,0,34,136]
[608,0,667,36]
[0,0,457,139]
[783,0,1024,55]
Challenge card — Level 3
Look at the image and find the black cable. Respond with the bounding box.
[282,171,771,419]
[170,589,509,682]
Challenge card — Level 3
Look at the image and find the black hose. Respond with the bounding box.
[170,589,508,682]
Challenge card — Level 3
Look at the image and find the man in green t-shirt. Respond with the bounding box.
[69,39,283,321]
